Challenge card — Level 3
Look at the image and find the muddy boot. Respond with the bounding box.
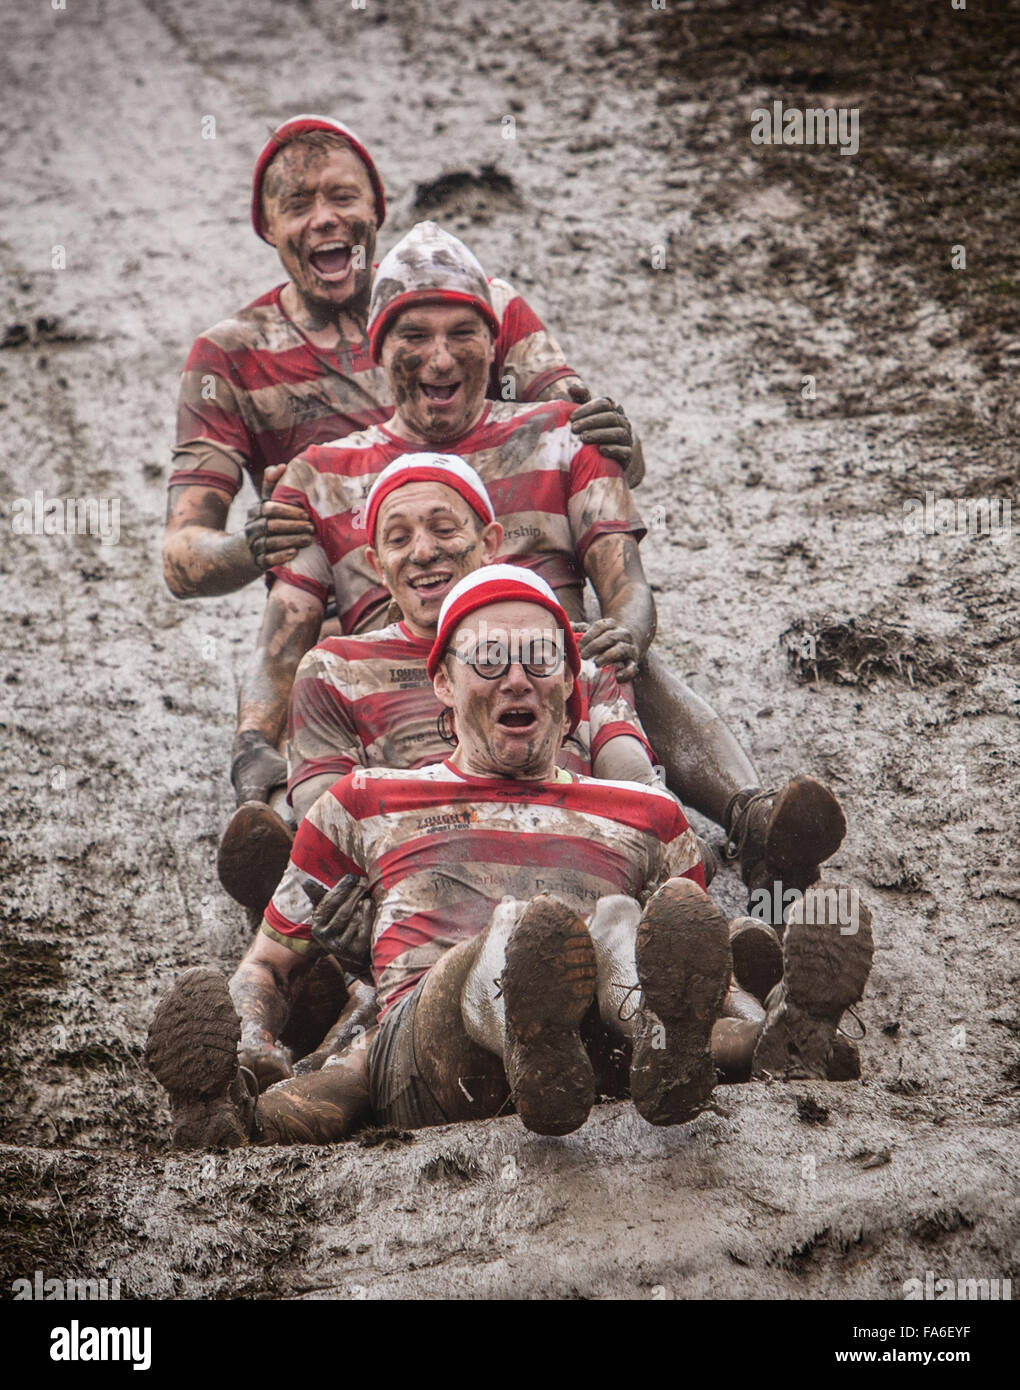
[729,916,783,1003]
[752,883,873,1081]
[724,776,847,926]
[630,878,731,1126]
[217,801,294,917]
[828,1034,861,1081]
[145,967,256,1150]
[501,895,598,1137]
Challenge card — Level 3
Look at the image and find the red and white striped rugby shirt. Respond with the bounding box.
[263,760,704,1013]
[285,620,653,799]
[269,399,645,634]
[171,278,575,495]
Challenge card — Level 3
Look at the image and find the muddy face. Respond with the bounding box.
[262,143,377,318]
[434,600,572,780]
[367,481,502,639]
[381,303,495,444]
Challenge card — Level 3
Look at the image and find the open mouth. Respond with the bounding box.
[308,241,352,279]
[420,382,460,403]
[498,709,537,729]
[407,571,452,595]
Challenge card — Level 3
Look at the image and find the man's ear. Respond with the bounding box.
[480,521,504,562]
[433,661,455,709]
[365,546,384,582]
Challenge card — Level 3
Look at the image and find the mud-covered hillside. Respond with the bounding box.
[1,0,1017,1300]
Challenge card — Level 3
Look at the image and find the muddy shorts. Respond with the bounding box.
[366,978,448,1130]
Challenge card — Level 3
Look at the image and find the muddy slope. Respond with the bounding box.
[1,0,1017,1299]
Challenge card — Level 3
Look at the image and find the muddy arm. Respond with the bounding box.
[236,580,325,750]
[163,484,261,598]
[291,979,379,1074]
[230,930,312,1087]
[579,532,657,683]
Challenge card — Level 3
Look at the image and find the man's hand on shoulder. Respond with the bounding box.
[243,463,316,573]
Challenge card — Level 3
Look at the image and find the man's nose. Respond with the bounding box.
[409,527,438,561]
[500,662,533,691]
[426,336,456,373]
[309,194,340,229]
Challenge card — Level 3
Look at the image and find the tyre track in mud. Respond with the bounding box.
[1,0,1017,1298]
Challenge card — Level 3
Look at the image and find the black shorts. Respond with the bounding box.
[366,978,449,1130]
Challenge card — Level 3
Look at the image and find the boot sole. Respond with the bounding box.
[765,777,847,890]
[146,967,246,1149]
[631,878,731,1126]
[217,801,294,914]
[753,882,873,1080]
[502,895,597,1137]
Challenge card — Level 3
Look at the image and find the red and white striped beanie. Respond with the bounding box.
[365,453,495,545]
[367,221,499,362]
[251,114,386,241]
[427,565,583,733]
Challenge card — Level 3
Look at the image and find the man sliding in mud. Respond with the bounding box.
[224,219,849,937]
[221,451,661,915]
[162,114,639,608]
[146,567,874,1149]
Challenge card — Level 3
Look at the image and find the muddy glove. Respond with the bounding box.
[569,390,645,488]
[243,463,315,573]
[309,874,374,977]
[231,730,288,806]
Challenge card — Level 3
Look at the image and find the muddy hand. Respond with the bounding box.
[311,874,374,976]
[238,1037,293,1090]
[571,396,632,464]
[231,730,288,805]
[578,616,641,682]
[243,463,315,572]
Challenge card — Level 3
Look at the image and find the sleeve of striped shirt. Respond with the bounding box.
[565,441,647,560]
[657,800,706,893]
[286,648,365,800]
[586,662,653,760]
[267,456,334,608]
[488,276,577,404]
[262,779,367,954]
[174,334,253,485]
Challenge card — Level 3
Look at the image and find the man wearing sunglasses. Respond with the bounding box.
[147,566,873,1149]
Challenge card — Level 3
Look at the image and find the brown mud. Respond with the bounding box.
[1,0,1018,1299]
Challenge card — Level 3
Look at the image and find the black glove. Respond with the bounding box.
[243,465,315,572]
[230,730,287,806]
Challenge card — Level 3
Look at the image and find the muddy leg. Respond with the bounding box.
[633,649,758,826]
[256,1028,374,1144]
[587,895,760,1085]
[420,896,599,1135]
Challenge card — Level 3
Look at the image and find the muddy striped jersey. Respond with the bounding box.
[285,620,652,799]
[270,399,645,633]
[263,760,705,1013]
[171,278,575,496]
